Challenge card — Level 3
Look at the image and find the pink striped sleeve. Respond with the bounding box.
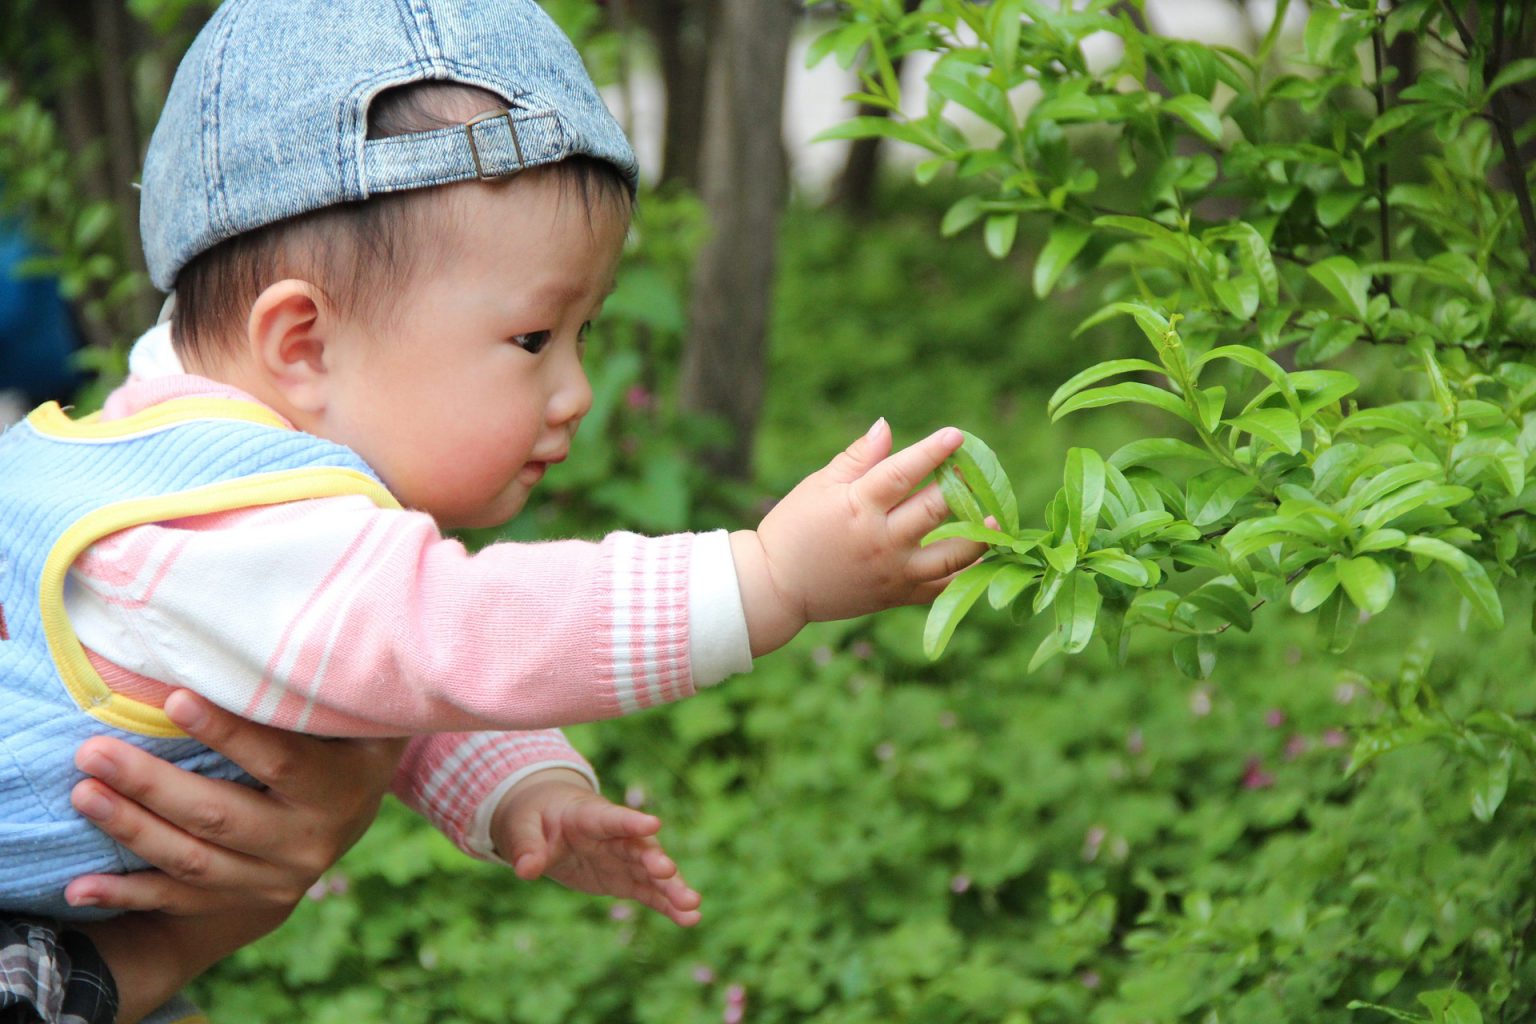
[252,522,698,734]
[391,730,595,859]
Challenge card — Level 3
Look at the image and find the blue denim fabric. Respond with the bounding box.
[139,0,637,291]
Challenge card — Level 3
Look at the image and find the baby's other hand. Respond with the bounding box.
[490,769,701,927]
[731,418,987,656]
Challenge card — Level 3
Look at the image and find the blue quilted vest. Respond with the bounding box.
[0,398,396,918]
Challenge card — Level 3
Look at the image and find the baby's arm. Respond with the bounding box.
[731,419,984,656]
[65,421,972,736]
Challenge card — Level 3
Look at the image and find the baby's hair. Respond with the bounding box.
[171,82,633,367]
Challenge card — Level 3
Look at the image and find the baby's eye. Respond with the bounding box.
[510,331,551,354]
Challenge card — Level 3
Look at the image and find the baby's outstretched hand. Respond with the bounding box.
[490,769,701,927]
[731,418,987,656]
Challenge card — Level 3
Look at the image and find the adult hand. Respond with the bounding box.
[65,689,405,914]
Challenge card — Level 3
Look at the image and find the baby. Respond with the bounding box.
[0,0,979,982]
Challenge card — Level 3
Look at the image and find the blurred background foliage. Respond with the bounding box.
[3,0,1536,1022]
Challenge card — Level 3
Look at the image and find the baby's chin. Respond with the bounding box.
[431,492,530,531]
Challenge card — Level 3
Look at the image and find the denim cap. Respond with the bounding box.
[140,0,637,292]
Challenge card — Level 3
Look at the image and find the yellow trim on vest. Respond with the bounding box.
[27,398,288,439]
[30,399,401,736]
[43,468,400,736]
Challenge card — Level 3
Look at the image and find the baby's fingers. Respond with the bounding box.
[907,537,987,589]
[856,427,964,511]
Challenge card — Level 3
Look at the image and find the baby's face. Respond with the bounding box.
[321,173,627,528]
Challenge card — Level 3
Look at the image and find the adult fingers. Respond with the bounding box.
[74,737,284,859]
[853,427,964,510]
[165,691,404,807]
[63,868,283,917]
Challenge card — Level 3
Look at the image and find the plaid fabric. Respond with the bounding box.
[0,917,117,1024]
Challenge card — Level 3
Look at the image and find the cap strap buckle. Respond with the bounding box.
[464,108,526,180]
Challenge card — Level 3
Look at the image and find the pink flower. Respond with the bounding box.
[1189,687,1213,717]
[305,879,328,901]
[692,964,716,984]
[1126,728,1145,755]
[1321,728,1348,749]
[850,640,874,660]
[1242,757,1274,789]
[949,873,972,894]
[1264,708,1286,728]
[326,872,350,895]
[1284,734,1310,761]
[1080,970,1102,990]
[812,645,834,667]
[625,385,653,411]
[723,984,747,1023]
[625,783,647,809]
[1334,681,1359,705]
[1082,825,1107,862]
[610,903,635,922]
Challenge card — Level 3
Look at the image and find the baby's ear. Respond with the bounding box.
[246,280,333,414]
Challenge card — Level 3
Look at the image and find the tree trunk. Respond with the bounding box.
[679,0,795,479]
[630,0,714,190]
[829,54,904,216]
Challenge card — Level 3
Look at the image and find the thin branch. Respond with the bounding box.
[1440,0,1536,274]
[1372,17,1393,291]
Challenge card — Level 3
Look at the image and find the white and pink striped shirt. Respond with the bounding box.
[61,326,753,860]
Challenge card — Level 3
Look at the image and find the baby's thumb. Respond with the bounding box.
[826,417,893,483]
[504,819,550,880]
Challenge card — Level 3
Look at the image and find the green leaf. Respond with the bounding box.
[938,460,987,524]
[1417,989,1484,1024]
[1051,382,1198,428]
[1172,634,1215,679]
[941,194,986,237]
[1085,549,1152,587]
[1291,561,1340,613]
[1063,448,1106,551]
[1048,358,1166,416]
[1034,222,1092,297]
[1185,469,1258,527]
[1162,93,1223,143]
[987,563,1040,610]
[1194,385,1226,433]
[1337,556,1395,614]
[922,521,1017,547]
[1182,581,1254,632]
[1307,255,1369,319]
[1447,557,1504,629]
[1027,628,1064,672]
[1402,535,1469,570]
[1226,407,1302,454]
[1054,572,1102,654]
[1108,437,1218,469]
[1211,275,1259,320]
[1315,589,1360,653]
[1297,319,1363,366]
[924,562,1004,658]
[946,431,1021,533]
[1470,746,1513,823]
[1488,57,1536,99]
[984,213,1019,258]
[1197,346,1298,410]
